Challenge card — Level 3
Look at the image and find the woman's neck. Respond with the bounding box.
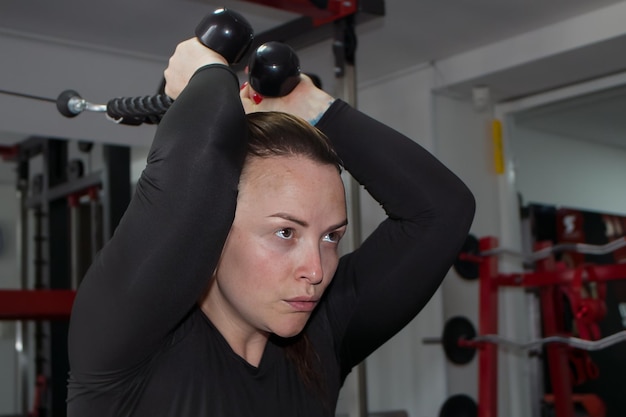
[199,289,270,367]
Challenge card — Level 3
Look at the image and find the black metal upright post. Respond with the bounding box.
[333,15,368,417]
[46,139,72,417]
[102,144,131,242]
[15,136,131,417]
[15,153,31,414]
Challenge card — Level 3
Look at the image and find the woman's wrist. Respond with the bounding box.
[308,99,335,125]
[304,87,335,125]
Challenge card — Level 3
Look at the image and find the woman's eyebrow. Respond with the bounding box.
[326,219,349,232]
[268,213,308,227]
[268,213,348,231]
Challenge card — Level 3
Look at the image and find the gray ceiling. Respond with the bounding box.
[2,0,624,85]
[514,84,626,150]
[2,0,626,147]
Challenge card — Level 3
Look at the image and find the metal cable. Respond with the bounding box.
[0,89,57,103]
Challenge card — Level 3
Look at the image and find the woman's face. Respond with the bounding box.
[205,155,347,340]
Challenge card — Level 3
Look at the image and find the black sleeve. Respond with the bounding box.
[315,100,475,372]
[68,65,247,373]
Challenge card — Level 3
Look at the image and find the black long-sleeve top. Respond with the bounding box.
[67,64,475,416]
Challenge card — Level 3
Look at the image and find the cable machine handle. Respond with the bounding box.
[56,9,304,125]
[57,8,255,125]
[104,41,302,125]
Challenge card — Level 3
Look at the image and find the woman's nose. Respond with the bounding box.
[299,244,323,285]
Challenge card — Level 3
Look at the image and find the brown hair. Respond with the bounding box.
[246,111,342,170]
[245,111,340,404]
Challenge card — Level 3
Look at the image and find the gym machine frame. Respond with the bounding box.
[233,0,383,65]
[1,138,130,417]
[461,236,626,417]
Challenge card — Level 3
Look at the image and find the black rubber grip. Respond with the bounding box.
[106,95,173,125]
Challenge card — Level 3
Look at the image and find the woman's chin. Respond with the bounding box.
[271,319,308,339]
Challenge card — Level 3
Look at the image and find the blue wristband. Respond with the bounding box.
[308,99,335,126]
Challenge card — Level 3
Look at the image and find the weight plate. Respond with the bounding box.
[442,316,477,365]
[67,159,84,181]
[439,394,477,417]
[454,234,480,280]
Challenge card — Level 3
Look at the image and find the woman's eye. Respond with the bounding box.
[323,231,342,244]
[276,228,294,240]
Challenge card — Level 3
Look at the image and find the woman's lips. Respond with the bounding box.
[285,297,319,312]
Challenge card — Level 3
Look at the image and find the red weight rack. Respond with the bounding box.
[465,236,626,417]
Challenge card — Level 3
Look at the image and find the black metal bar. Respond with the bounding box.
[102,144,131,242]
[45,139,70,417]
[25,171,102,209]
[232,0,384,72]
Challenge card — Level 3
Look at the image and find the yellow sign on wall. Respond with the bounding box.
[492,119,505,175]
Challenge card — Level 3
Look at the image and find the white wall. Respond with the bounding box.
[356,66,448,417]
[433,92,495,401]
[510,126,626,216]
[433,93,536,417]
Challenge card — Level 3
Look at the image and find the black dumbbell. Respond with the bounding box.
[195,8,253,65]
[247,41,301,98]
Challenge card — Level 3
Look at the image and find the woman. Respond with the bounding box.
[67,39,475,416]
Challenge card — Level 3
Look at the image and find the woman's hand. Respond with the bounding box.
[163,38,228,99]
[240,74,335,124]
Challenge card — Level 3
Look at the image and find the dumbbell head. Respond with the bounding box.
[195,8,254,65]
[248,42,301,97]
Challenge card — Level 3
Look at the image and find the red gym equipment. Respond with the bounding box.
[445,205,626,417]
[466,236,626,417]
